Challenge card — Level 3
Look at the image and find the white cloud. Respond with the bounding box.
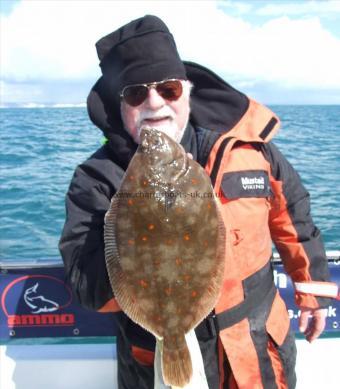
[1,0,340,102]
[256,0,340,17]
[173,11,340,90]
[240,16,340,88]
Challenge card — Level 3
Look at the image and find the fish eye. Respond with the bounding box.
[153,136,162,146]
[150,138,164,151]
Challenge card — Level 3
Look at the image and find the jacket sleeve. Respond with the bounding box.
[263,142,333,309]
[59,163,115,311]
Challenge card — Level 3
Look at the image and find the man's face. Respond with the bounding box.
[120,80,191,144]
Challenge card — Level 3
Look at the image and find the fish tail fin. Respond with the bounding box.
[162,334,192,387]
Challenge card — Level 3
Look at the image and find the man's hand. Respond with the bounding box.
[299,307,327,343]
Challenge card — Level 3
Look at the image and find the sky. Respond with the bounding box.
[1,0,340,106]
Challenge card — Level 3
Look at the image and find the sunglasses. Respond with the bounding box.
[119,79,183,107]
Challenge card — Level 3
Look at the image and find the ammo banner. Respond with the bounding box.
[0,264,117,341]
[0,259,339,342]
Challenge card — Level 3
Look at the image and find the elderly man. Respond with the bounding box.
[59,15,332,389]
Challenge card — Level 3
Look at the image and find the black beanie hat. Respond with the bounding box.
[96,15,187,94]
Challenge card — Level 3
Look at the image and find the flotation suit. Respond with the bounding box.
[97,96,337,389]
[203,99,293,389]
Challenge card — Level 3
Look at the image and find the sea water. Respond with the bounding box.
[0,105,339,260]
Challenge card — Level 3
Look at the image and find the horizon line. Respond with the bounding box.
[1,102,340,109]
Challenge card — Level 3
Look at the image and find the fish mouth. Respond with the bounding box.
[140,127,158,138]
[140,128,163,151]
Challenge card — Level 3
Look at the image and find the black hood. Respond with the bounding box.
[87,61,249,167]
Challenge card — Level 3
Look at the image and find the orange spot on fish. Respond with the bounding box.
[164,287,172,296]
[175,258,182,266]
[184,234,190,241]
[129,175,134,181]
[128,239,135,245]
[183,274,191,282]
[191,178,198,185]
[127,199,134,206]
[207,203,212,209]
[142,180,148,186]
[141,236,148,242]
[148,224,155,231]
[152,314,162,323]
[203,240,209,247]
[191,291,197,298]
[139,280,148,288]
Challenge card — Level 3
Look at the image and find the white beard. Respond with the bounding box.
[137,108,189,143]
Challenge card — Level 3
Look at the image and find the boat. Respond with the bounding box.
[0,252,339,389]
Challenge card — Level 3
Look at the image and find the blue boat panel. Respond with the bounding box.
[1,258,339,343]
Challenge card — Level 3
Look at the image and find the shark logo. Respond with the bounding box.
[2,275,75,329]
[24,283,60,314]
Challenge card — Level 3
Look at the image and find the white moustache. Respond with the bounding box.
[137,109,175,126]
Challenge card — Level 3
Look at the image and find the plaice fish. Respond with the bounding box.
[104,128,225,388]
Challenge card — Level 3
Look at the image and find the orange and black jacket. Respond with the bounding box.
[59,62,332,389]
